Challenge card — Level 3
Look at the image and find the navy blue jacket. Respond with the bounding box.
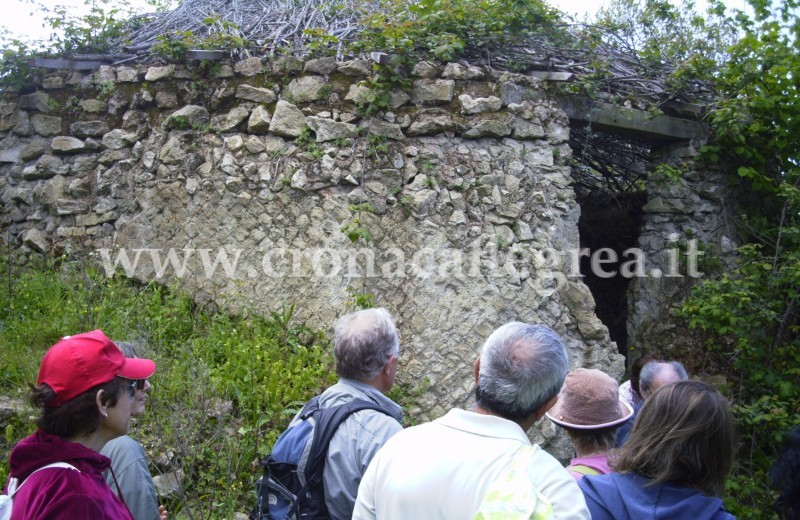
[579,472,736,520]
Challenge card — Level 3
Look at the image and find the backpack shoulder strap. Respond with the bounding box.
[567,464,601,476]
[304,399,392,485]
[8,462,80,497]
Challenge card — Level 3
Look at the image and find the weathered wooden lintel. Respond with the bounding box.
[28,58,105,70]
[560,96,707,142]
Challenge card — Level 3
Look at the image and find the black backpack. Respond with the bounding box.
[251,396,390,520]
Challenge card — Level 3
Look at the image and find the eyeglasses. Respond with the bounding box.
[124,380,137,398]
[124,379,147,398]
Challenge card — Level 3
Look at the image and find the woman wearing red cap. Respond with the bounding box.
[3,330,157,519]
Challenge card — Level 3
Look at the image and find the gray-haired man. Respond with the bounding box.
[317,307,404,520]
[615,360,689,447]
[353,322,590,519]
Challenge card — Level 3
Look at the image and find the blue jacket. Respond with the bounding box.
[615,401,641,447]
[579,472,736,520]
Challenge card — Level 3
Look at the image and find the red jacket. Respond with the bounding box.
[5,430,133,520]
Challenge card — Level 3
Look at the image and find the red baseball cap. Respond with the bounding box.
[37,330,156,406]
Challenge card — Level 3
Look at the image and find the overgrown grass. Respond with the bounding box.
[0,255,337,518]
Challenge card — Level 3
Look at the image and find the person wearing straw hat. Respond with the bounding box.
[3,330,156,520]
[546,368,633,480]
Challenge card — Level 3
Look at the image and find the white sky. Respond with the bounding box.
[0,0,756,47]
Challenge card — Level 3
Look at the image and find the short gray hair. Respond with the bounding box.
[334,308,399,380]
[475,322,569,422]
[114,340,142,359]
[640,360,688,395]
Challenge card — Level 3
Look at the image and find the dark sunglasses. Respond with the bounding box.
[124,379,147,398]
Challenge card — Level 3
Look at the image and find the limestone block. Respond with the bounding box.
[79,99,107,113]
[272,56,304,74]
[186,177,199,195]
[459,94,502,115]
[389,90,411,110]
[545,120,570,144]
[144,65,175,81]
[13,111,32,136]
[211,106,249,132]
[411,79,455,104]
[156,90,178,108]
[512,116,545,139]
[0,101,18,118]
[0,108,22,132]
[22,228,49,253]
[66,177,92,199]
[131,90,154,110]
[56,198,90,215]
[247,106,272,134]
[306,116,356,142]
[30,114,62,136]
[234,57,264,77]
[269,100,306,138]
[408,189,438,216]
[494,225,517,246]
[443,63,485,80]
[42,76,63,89]
[407,110,455,136]
[71,155,97,175]
[285,75,329,103]
[116,67,139,82]
[102,129,138,150]
[344,84,372,105]
[224,135,244,152]
[167,105,210,129]
[98,148,131,165]
[76,212,117,227]
[304,57,337,75]
[159,137,187,165]
[51,136,87,154]
[337,59,370,76]
[213,64,234,78]
[93,66,116,84]
[108,92,131,115]
[515,221,534,241]
[236,84,277,104]
[264,136,286,153]
[463,118,512,138]
[244,136,266,153]
[412,61,441,79]
[359,119,405,141]
[19,91,51,113]
[20,139,49,162]
[449,210,467,225]
[575,311,608,340]
[70,121,110,138]
[225,176,244,193]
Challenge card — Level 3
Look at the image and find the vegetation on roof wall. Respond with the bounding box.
[1,0,799,517]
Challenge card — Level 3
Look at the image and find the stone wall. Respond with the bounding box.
[627,140,738,370]
[0,56,623,440]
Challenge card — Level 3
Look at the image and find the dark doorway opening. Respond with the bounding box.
[576,191,647,359]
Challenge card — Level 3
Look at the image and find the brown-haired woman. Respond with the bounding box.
[3,330,156,519]
[579,380,737,520]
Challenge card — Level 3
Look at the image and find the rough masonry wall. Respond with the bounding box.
[627,140,738,370]
[0,56,623,437]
